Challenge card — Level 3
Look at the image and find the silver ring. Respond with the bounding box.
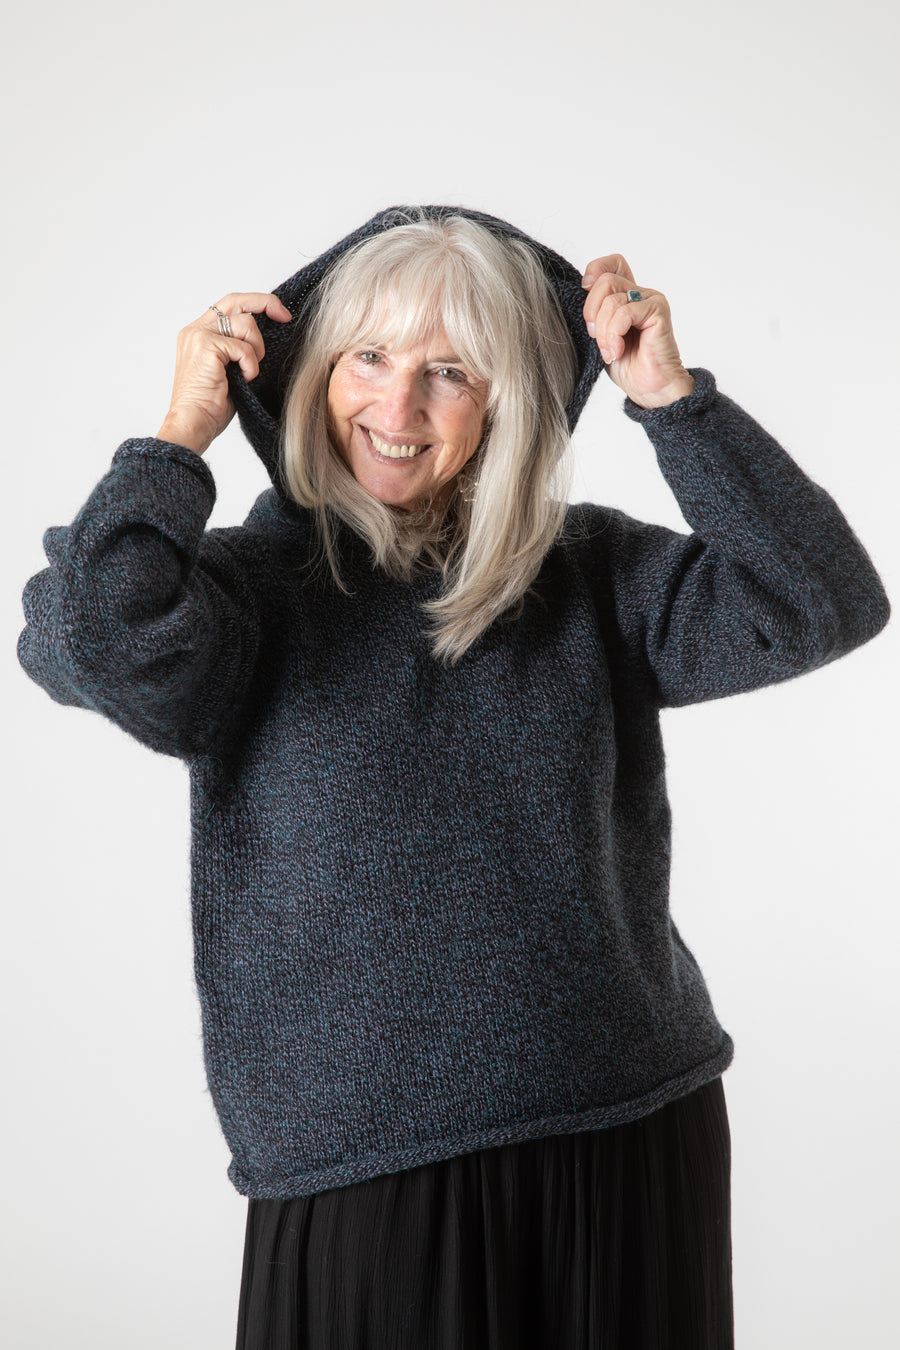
[210,304,233,337]
[627,289,642,303]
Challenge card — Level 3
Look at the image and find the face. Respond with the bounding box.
[326,328,489,513]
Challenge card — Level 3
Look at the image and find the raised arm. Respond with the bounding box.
[578,255,890,707]
[18,442,264,757]
[17,291,293,758]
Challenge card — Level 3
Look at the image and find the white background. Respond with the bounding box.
[3,1,898,1346]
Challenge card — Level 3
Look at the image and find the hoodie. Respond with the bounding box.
[18,206,890,1198]
[223,205,604,488]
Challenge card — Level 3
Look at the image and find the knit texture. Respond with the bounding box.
[18,211,891,1199]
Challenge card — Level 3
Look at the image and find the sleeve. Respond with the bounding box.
[16,437,261,758]
[587,368,891,710]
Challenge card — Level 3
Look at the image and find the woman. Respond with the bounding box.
[18,205,890,1349]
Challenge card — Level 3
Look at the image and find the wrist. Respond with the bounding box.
[155,414,211,457]
[629,371,696,410]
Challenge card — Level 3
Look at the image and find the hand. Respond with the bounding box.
[157,293,293,455]
[581,256,694,409]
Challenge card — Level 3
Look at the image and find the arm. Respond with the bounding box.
[18,289,293,756]
[578,254,890,707]
[18,438,261,758]
[587,369,890,708]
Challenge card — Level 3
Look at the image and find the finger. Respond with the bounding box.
[181,327,263,384]
[584,279,658,333]
[215,335,261,383]
[202,309,267,364]
[596,293,639,362]
[600,293,669,363]
[580,253,636,289]
[212,292,293,321]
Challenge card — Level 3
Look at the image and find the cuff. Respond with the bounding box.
[622,368,718,426]
[111,437,216,494]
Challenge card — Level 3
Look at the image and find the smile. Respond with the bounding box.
[364,427,433,460]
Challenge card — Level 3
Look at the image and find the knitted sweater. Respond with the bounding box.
[17,208,890,1200]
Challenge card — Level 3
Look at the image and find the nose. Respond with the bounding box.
[378,370,426,433]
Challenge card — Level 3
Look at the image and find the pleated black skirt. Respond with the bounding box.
[235,1076,733,1350]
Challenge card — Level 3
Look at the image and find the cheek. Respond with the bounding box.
[325,375,340,423]
[327,372,350,418]
[325,378,356,459]
[439,393,484,448]
[328,365,371,418]
[461,404,486,450]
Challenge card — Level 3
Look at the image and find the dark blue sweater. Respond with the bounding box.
[17,212,890,1199]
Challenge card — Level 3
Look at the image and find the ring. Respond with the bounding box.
[627,289,642,303]
[210,304,233,337]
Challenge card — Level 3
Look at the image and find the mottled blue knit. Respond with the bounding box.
[17,209,890,1199]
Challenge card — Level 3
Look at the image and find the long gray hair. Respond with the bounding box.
[280,211,578,666]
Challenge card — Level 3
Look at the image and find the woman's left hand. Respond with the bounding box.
[581,254,695,409]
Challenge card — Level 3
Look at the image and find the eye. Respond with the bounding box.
[434,366,467,384]
[357,350,383,365]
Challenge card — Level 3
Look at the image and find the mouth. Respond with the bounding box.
[363,426,434,461]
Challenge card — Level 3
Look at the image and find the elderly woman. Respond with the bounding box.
[18,205,890,1350]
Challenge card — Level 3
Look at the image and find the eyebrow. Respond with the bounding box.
[355,343,471,369]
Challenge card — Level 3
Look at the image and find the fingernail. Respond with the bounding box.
[582,273,596,288]
[587,322,596,337]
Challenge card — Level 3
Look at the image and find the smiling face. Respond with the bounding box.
[326,327,489,513]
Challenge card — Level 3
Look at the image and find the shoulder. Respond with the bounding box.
[559,500,654,559]
[242,487,316,541]
[202,489,316,557]
[196,489,321,600]
[555,501,693,603]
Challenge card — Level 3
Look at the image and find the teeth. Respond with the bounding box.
[368,429,425,459]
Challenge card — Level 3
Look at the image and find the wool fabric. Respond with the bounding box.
[17,208,890,1202]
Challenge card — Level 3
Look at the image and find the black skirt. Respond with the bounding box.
[235,1076,733,1350]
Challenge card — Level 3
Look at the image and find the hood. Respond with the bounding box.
[226,205,604,494]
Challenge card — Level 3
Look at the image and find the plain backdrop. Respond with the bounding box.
[3,1,898,1346]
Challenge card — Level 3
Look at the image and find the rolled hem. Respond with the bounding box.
[228,1038,735,1200]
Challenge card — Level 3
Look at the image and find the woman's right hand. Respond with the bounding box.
[156,293,293,456]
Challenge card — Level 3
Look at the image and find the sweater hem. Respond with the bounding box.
[227,1037,734,1200]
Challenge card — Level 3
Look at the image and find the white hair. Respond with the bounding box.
[279,210,579,666]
